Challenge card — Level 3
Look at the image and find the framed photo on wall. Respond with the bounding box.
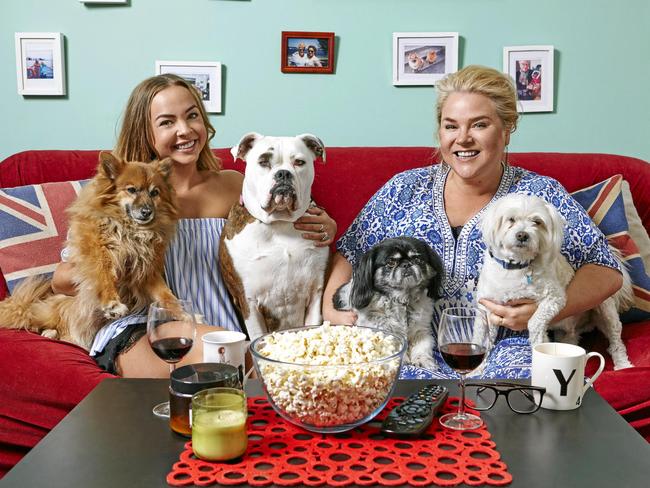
[281,31,335,74]
[503,45,554,112]
[392,32,459,86]
[155,61,222,113]
[15,32,66,96]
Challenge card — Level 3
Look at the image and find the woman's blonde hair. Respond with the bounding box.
[435,65,519,134]
[114,74,221,171]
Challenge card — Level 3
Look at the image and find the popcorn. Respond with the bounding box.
[254,324,404,428]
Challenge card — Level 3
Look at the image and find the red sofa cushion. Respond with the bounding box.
[586,320,650,441]
[0,330,116,477]
[0,150,101,188]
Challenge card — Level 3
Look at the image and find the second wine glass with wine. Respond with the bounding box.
[437,307,490,430]
[147,299,197,417]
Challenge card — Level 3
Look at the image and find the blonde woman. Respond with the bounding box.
[323,65,622,379]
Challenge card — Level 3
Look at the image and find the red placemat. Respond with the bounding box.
[167,396,511,487]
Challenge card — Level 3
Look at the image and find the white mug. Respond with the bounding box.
[532,342,605,410]
[202,330,248,382]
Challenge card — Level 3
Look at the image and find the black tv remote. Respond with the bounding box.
[380,384,449,437]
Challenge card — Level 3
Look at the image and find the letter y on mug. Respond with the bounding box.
[532,343,605,410]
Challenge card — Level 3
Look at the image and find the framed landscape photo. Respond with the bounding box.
[503,45,554,112]
[281,31,335,74]
[393,32,459,86]
[15,32,66,96]
[155,61,222,113]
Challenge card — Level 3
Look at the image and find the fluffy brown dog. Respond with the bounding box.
[0,152,178,349]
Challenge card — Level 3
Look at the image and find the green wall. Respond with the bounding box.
[1,0,648,162]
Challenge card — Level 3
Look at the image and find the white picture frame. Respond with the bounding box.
[503,45,554,113]
[393,32,459,86]
[15,32,66,96]
[155,61,222,113]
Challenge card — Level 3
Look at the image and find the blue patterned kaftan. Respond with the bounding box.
[337,164,620,380]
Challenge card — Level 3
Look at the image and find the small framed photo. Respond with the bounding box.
[155,61,222,113]
[15,32,66,96]
[281,31,335,74]
[392,32,459,86]
[503,45,554,112]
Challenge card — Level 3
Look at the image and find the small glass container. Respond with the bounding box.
[191,387,248,461]
[169,363,240,436]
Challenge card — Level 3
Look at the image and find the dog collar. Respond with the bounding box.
[488,250,531,270]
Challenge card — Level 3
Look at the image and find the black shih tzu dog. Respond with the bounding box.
[334,236,444,370]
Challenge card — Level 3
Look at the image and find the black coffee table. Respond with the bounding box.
[1,379,648,487]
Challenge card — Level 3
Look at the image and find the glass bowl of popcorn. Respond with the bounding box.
[249,323,407,433]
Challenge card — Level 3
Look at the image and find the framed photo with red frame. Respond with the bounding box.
[281,31,335,74]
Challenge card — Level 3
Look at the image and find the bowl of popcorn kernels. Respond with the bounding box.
[249,323,407,433]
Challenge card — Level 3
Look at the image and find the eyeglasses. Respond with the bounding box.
[464,382,546,414]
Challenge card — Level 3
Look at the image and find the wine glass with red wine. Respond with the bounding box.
[437,307,490,430]
[147,299,197,417]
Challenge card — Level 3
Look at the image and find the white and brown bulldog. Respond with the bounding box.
[219,133,330,341]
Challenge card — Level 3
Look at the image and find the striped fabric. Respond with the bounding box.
[90,218,241,356]
[571,175,650,322]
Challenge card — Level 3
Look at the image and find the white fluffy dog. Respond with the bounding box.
[476,193,633,370]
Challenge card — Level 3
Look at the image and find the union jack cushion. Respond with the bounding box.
[571,174,650,322]
[0,180,88,293]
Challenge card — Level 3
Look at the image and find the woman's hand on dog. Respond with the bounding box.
[479,298,538,331]
[324,308,358,326]
[294,206,337,247]
[51,262,78,296]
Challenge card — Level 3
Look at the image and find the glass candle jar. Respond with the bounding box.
[191,387,248,461]
[169,363,240,436]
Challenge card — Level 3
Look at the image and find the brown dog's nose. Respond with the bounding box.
[139,206,152,219]
[516,231,529,243]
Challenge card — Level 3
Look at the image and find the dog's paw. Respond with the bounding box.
[102,301,129,319]
[409,354,438,372]
[41,329,59,340]
[613,358,634,370]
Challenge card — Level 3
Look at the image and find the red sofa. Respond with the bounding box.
[1,148,649,477]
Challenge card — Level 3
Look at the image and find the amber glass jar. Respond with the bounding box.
[169,363,240,436]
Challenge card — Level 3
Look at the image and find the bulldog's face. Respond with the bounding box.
[231,133,325,223]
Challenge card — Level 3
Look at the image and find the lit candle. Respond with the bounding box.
[192,390,248,461]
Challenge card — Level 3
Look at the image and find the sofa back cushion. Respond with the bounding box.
[0,150,100,188]
[3,149,648,231]
[0,180,85,293]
